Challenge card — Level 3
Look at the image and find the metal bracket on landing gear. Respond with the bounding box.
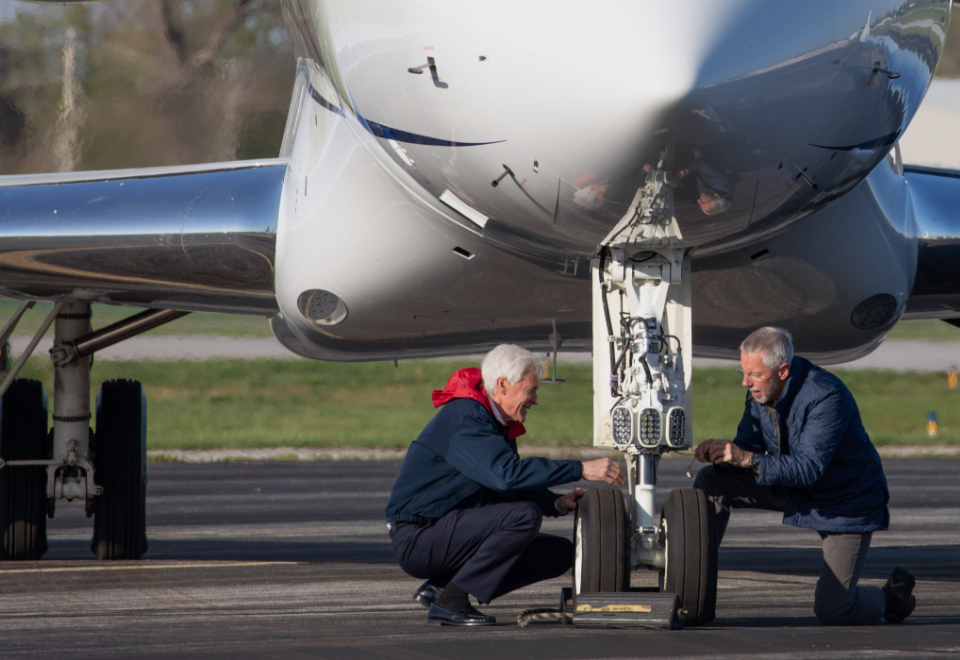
[0,443,103,502]
[591,153,693,572]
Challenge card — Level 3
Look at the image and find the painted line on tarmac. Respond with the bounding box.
[0,561,301,574]
[147,445,623,462]
[147,445,960,463]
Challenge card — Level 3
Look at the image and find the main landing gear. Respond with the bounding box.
[0,300,186,560]
[573,154,718,626]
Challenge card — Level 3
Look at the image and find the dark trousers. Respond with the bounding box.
[391,501,573,604]
[694,464,885,625]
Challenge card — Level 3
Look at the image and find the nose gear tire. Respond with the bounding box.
[660,487,718,626]
[573,487,630,594]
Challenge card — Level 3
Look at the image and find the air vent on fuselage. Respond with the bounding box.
[750,249,770,261]
[452,247,474,260]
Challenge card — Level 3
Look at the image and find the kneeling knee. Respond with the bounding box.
[814,599,854,626]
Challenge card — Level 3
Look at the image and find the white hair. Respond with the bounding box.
[740,327,794,369]
[481,344,545,389]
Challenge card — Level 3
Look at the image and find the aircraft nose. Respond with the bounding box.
[472,0,843,228]
[493,0,939,244]
[339,0,942,250]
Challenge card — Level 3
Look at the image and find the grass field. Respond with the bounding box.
[2,300,958,342]
[13,357,960,451]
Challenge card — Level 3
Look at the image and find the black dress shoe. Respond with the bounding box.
[426,602,496,626]
[414,581,442,608]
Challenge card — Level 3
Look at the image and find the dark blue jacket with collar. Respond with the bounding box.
[385,370,584,524]
[733,356,889,532]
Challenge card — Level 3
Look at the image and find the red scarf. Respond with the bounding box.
[431,368,526,440]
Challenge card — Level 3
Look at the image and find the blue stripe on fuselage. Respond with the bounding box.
[309,85,344,117]
[307,84,502,148]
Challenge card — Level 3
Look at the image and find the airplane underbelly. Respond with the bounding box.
[272,58,918,363]
[306,0,946,258]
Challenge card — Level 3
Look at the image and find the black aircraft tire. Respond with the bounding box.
[0,379,49,560]
[91,379,148,560]
[660,487,718,626]
[573,487,630,594]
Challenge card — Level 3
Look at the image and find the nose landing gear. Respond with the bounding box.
[574,155,718,626]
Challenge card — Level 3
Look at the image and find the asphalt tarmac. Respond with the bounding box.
[0,458,957,659]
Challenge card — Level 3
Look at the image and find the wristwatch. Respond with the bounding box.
[749,453,761,471]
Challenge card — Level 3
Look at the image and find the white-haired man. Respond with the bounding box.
[694,326,916,625]
[385,344,624,626]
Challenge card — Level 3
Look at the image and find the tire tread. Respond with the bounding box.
[662,487,717,626]
[0,379,48,560]
[575,488,630,594]
[92,379,148,560]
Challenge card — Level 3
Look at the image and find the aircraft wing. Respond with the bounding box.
[0,160,287,315]
[903,164,960,321]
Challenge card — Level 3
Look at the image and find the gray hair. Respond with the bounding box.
[481,344,546,389]
[740,327,794,369]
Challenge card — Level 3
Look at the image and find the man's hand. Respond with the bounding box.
[695,439,754,470]
[581,458,625,485]
[555,488,586,513]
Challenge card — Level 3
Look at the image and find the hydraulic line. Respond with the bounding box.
[599,249,618,395]
[71,308,188,358]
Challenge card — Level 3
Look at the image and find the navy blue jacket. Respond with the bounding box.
[734,356,889,532]
[386,398,584,523]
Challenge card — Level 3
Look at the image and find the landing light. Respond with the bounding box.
[612,406,633,447]
[297,289,348,326]
[638,407,662,448]
[666,407,686,448]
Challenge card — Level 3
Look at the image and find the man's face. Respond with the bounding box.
[698,193,723,215]
[494,370,540,423]
[740,351,789,404]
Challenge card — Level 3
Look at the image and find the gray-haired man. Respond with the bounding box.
[386,344,624,626]
[694,326,915,625]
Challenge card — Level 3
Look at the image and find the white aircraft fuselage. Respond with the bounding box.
[271,0,950,363]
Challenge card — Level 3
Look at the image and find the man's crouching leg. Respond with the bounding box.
[488,532,573,601]
[814,532,886,625]
[392,501,545,626]
[694,464,788,545]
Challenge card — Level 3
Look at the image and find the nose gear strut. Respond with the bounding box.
[573,152,718,627]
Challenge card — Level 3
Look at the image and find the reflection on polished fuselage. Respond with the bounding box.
[272,0,950,362]
[307,0,939,254]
